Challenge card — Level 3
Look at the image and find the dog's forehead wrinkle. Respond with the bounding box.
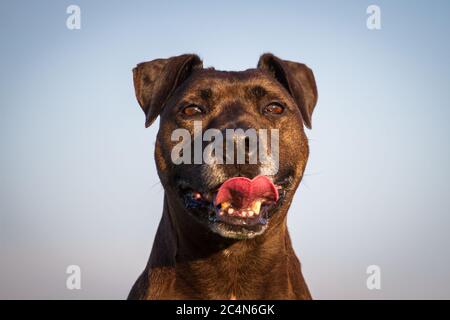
[248,85,267,99]
[199,88,212,101]
[187,69,276,89]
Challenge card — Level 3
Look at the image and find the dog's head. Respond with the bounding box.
[133,53,317,239]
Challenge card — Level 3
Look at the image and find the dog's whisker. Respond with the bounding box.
[149,180,162,190]
[303,171,322,177]
[300,179,311,190]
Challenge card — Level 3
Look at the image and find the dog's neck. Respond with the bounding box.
[145,193,311,299]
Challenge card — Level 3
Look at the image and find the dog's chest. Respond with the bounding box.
[178,249,275,299]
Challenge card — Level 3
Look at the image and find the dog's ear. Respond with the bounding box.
[133,54,203,127]
[257,53,318,129]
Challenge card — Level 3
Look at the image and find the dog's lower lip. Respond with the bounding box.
[179,175,292,233]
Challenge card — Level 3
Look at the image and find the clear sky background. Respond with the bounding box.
[1,0,449,299]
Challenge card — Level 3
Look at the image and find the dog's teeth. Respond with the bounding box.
[219,210,224,216]
[228,208,234,215]
[192,192,202,200]
[248,210,254,217]
[221,201,231,209]
[251,200,262,215]
[241,211,247,217]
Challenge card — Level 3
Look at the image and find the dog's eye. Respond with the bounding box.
[263,103,285,115]
[182,105,204,116]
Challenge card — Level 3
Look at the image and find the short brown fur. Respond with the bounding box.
[129,53,318,300]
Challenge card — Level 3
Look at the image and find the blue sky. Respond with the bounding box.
[1,0,450,299]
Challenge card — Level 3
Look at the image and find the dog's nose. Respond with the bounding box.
[235,135,253,164]
[219,122,257,163]
[219,123,262,178]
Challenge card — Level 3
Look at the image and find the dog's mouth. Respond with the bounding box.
[214,175,278,225]
[179,175,291,239]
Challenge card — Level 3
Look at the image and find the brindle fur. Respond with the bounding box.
[128,53,318,299]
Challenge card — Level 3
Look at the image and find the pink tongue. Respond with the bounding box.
[214,176,279,208]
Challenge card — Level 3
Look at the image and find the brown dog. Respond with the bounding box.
[128,53,318,299]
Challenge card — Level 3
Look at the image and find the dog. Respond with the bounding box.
[128,53,318,299]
